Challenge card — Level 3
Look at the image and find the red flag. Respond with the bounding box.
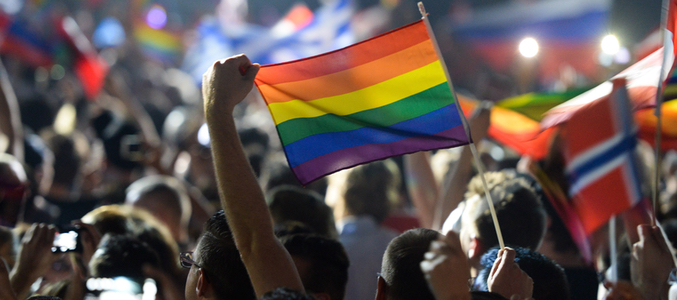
[59,16,108,100]
[562,79,643,235]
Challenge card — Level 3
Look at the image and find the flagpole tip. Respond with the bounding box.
[418,2,426,17]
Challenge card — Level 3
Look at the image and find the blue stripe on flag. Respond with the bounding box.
[567,134,637,188]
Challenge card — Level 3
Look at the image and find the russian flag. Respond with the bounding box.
[562,79,643,235]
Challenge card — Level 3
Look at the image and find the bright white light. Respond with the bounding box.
[519,37,539,58]
[197,123,210,146]
[601,35,620,55]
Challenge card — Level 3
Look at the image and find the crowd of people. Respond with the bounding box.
[0,1,676,300]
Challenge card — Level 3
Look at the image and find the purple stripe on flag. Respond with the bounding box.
[291,125,468,185]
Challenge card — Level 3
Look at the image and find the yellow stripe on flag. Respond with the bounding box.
[267,61,447,125]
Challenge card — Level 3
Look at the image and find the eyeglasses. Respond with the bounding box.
[180,251,202,269]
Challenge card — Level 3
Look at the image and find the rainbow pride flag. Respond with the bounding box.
[255,20,469,185]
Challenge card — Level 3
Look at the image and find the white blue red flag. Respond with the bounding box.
[563,79,643,235]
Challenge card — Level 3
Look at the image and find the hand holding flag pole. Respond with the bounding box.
[418,2,505,249]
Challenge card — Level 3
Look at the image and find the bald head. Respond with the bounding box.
[126,175,191,243]
[0,153,27,185]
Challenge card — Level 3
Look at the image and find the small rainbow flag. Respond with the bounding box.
[255,20,469,184]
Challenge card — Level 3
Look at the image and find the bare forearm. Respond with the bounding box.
[207,110,303,297]
[404,152,438,229]
[0,60,22,161]
[433,145,473,230]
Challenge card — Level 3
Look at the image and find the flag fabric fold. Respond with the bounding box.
[255,20,470,185]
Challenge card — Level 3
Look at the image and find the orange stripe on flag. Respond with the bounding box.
[254,20,429,86]
[257,40,437,103]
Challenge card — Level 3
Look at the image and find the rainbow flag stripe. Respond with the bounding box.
[255,20,469,184]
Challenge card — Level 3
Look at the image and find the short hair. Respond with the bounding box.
[27,296,63,300]
[267,185,337,238]
[464,176,547,251]
[476,247,570,300]
[380,228,439,300]
[126,175,192,229]
[343,160,400,223]
[81,205,181,276]
[42,131,87,188]
[196,210,256,299]
[89,234,160,279]
[280,234,349,300]
[259,288,317,300]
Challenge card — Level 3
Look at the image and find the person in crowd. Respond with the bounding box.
[280,233,349,300]
[476,247,570,300]
[201,54,306,297]
[0,226,16,269]
[377,228,440,300]
[447,172,548,276]
[327,159,400,300]
[182,210,257,300]
[89,234,160,278]
[125,175,193,247]
[0,153,30,227]
[267,185,338,239]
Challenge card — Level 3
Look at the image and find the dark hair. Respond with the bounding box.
[280,234,349,300]
[476,247,570,300]
[467,176,547,250]
[100,119,142,171]
[380,228,439,300]
[344,160,400,223]
[43,132,81,187]
[196,210,256,299]
[89,234,161,279]
[259,288,317,300]
[268,185,337,238]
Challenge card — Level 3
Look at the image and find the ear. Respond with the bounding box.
[195,269,214,299]
[312,292,332,300]
[375,276,387,300]
[467,237,485,261]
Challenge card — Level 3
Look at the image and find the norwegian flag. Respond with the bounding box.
[562,79,643,235]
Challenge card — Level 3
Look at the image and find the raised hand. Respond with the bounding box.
[420,230,471,300]
[487,248,533,300]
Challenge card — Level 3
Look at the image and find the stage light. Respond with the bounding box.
[519,37,539,58]
[601,35,620,55]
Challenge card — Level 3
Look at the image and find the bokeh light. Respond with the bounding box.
[146,5,168,29]
[519,37,539,58]
[601,35,620,55]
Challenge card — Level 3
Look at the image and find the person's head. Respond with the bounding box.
[41,130,88,193]
[126,175,192,243]
[259,288,317,300]
[459,174,547,268]
[185,210,256,300]
[377,228,440,300]
[341,159,400,223]
[82,205,182,278]
[89,234,161,279]
[267,185,337,239]
[280,234,349,300]
[97,116,143,175]
[476,247,570,300]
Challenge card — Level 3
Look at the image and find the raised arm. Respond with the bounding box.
[0,59,23,161]
[433,102,491,230]
[202,55,304,297]
[404,151,439,229]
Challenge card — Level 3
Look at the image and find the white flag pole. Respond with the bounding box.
[608,216,618,282]
[418,2,505,249]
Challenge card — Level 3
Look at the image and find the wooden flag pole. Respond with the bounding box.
[418,2,505,249]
